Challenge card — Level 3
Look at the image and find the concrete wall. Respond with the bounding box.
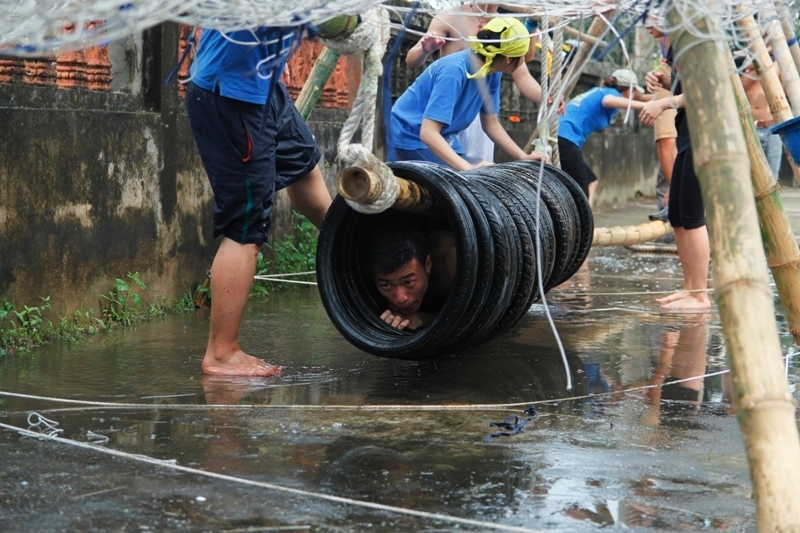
[0,22,657,319]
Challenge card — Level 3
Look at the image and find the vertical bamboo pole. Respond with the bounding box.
[774,0,800,76]
[727,52,800,344]
[735,8,800,186]
[761,2,800,115]
[669,3,800,529]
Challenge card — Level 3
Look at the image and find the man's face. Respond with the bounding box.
[374,256,432,315]
[647,26,665,39]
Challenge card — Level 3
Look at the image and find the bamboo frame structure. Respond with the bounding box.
[761,3,800,116]
[735,7,800,186]
[668,3,800,529]
[727,51,800,344]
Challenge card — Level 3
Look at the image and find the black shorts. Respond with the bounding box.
[558,137,597,197]
[668,148,706,230]
[186,82,321,245]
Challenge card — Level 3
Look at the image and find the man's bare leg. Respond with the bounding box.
[202,237,282,376]
[286,164,332,229]
[661,225,711,311]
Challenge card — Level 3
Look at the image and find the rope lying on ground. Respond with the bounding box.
[0,365,774,413]
[0,419,545,533]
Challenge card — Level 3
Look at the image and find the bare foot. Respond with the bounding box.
[202,350,283,377]
[656,290,690,305]
[659,293,711,312]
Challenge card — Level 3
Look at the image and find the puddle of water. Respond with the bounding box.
[1,205,798,531]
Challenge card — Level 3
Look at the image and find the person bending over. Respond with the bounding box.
[391,16,548,170]
[367,225,456,331]
[557,69,650,206]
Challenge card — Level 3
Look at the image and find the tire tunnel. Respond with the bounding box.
[316,160,593,360]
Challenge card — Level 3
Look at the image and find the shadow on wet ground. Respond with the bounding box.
[1,199,798,532]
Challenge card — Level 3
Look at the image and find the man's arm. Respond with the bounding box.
[405,17,451,68]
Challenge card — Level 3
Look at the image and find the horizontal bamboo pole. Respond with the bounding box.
[592,221,672,247]
[336,166,435,214]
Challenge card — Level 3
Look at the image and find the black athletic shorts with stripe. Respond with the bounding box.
[186,81,321,245]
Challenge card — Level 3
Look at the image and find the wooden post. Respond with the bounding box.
[727,52,800,344]
[735,9,800,187]
[669,3,800,530]
[775,0,800,76]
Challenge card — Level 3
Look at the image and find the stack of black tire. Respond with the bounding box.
[316,161,593,360]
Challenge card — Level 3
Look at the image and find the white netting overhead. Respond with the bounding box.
[0,0,796,58]
[0,0,388,56]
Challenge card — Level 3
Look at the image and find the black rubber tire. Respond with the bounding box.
[316,160,588,360]
[464,171,554,338]
[317,162,480,359]
[507,161,593,281]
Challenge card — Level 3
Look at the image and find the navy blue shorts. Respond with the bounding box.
[186,82,321,245]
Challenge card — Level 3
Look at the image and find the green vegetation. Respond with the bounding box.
[251,212,319,296]
[0,214,317,356]
[0,272,196,357]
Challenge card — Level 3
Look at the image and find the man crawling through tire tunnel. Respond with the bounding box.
[367,223,456,331]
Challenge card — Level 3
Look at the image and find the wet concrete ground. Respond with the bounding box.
[2,197,800,532]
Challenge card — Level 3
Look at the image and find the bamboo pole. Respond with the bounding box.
[762,3,800,115]
[669,3,800,530]
[775,0,800,76]
[295,48,341,121]
[735,8,800,186]
[294,15,360,121]
[727,51,800,344]
[340,164,677,246]
[592,221,672,247]
[562,15,611,98]
[336,166,435,214]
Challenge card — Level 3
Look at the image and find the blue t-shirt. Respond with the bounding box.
[191,29,281,105]
[391,49,501,152]
[558,87,621,148]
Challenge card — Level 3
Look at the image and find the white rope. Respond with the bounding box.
[0,419,545,533]
[337,8,390,165]
[8,352,788,413]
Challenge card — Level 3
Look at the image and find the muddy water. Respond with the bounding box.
[1,202,799,532]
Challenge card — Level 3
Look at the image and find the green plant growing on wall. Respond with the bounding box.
[100,272,166,326]
[0,296,53,355]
